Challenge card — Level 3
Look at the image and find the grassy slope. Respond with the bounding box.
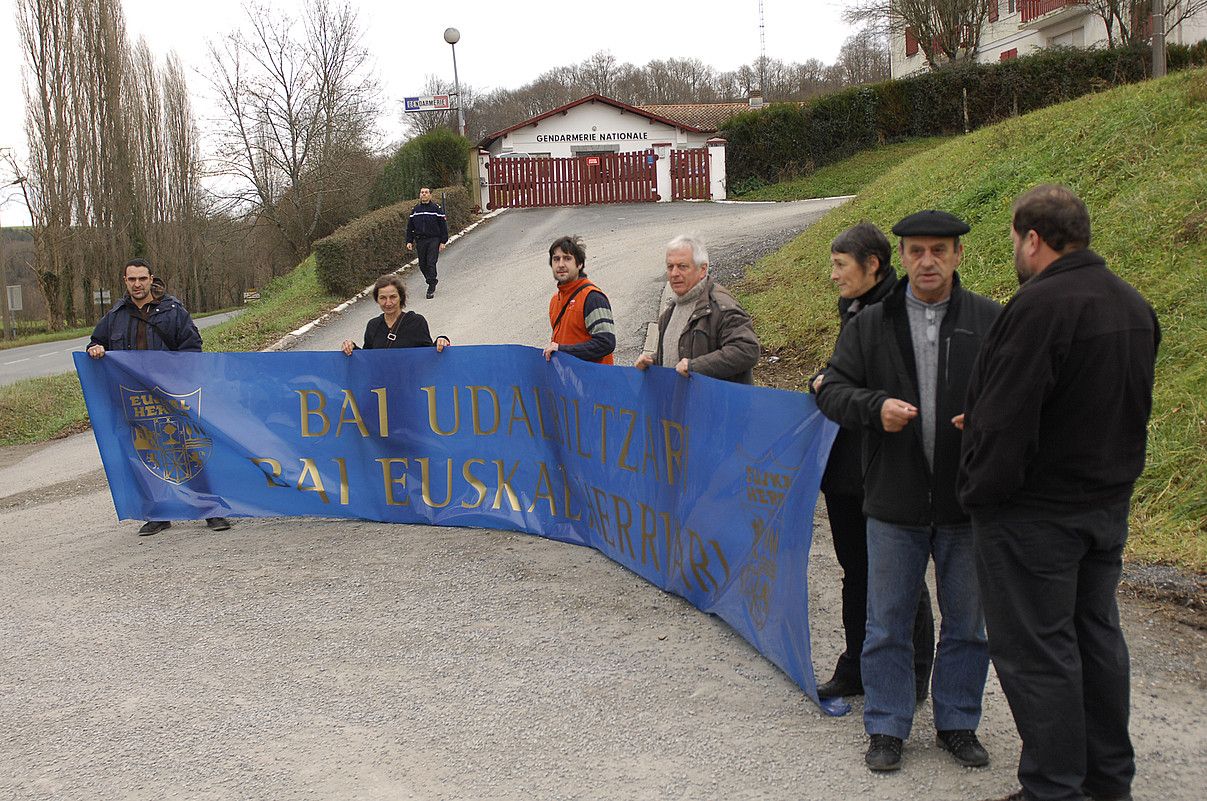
[740,69,1207,570]
[0,256,341,446]
[732,137,953,200]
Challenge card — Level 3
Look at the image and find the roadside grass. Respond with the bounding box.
[740,69,1207,570]
[732,137,953,201]
[0,255,342,446]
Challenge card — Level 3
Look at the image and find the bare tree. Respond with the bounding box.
[1086,0,1207,46]
[844,1,992,69]
[207,0,379,269]
[837,28,891,85]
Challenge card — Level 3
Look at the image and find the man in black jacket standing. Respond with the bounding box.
[960,186,1159,801]
[87,257,231,536]
[405,187,449,299]
[815,210,1000,774]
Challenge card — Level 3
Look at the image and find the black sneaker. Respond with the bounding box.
[977,790,1026,801]
[426,286,436,299]
[206,517,232,531]
[937,729,989,767]
[865,734,903,772]
[138,520,171,536]
[817,674,864,699]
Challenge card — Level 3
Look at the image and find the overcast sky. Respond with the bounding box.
[0,0,857,225]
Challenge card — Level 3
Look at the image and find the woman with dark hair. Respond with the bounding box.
[341,274,450,354]
[812,222,935,702]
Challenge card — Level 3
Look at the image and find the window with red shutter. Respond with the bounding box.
[1000,48,1018,61]
[990,1,999,22]
[905,26,919,57]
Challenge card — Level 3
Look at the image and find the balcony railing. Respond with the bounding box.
[1020,0,1088,24]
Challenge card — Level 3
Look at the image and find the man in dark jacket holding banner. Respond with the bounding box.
[960,185,1159,801]
[815,210,1000,774]
[87,257,230,536]
[405,187,449,299]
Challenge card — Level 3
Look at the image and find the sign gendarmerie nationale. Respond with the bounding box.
[535,131,652,144]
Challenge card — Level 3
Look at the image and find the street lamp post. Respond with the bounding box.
[443,27,465,137]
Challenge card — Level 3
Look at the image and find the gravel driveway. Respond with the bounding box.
[1,201,1203,801]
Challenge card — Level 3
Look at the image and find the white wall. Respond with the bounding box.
[488,101,713,158]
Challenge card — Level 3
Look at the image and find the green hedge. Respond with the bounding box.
[313,186,475,296]
[369,129,473,210]
[724,42,1207,186]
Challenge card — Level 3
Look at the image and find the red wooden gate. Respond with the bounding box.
[488,151,656,209]
[671,148,710,200]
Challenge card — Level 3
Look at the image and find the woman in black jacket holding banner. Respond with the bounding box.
[811,223,934,701]
[341,275,450,354]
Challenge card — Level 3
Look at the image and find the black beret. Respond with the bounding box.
[891,210,971,238]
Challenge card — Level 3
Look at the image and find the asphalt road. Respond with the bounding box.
[0,309,242,386]
[1,201,1203,801]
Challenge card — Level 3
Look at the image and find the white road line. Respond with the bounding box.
[36,351,62,358]
[4,357,31,365]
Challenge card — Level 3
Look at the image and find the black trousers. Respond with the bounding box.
[415,238,440,287]
[974,501,1134,801]
[823,491,935,688]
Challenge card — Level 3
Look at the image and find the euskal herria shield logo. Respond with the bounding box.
[120,386,211,484]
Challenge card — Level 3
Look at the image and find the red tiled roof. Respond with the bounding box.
[637,103,750,132]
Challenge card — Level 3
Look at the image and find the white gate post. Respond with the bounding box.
[477,150,491,210]
[653,142,672,203]
[707,138,727,201]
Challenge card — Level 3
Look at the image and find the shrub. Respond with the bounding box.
[723,41,1199,186]
[313,186,475,296]
[369,129,473,209]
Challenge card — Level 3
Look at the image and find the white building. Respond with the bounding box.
[891,1,1207,78]
[475,94,732,209]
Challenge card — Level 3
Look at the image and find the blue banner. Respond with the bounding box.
[74,346,840,710]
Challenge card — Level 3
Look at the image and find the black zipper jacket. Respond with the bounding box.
[958,249,1159,514]
[815,275,1000,526]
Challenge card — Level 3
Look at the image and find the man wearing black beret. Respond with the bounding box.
[815,209,1001,773]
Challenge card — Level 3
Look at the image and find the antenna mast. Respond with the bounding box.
[758,0,766,96]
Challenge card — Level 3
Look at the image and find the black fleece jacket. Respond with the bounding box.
[958,249,1159,514]
[816,275,1000,526]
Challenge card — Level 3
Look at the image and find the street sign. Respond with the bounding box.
[6,285,21,312]
[243,289,261,303]
[586,156,600,166]
[403,95,453,113]
[93,289,111,305]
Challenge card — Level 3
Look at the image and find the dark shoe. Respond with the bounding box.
[817,674,864,699]
[426,286,435,299]
[977,789,1026,801]
[137,520,171,536]
[206,517,232,531]
[1086,793,1132,801]
[864,734,903,772]
[937,728,989,767]
[915,681,929,704]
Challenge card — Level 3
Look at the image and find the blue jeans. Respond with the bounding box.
[863,518,989,739]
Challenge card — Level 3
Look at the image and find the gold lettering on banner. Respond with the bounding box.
[468,386,500,435]
[570,399,592,459]
[532,387,558,441]
[297,390,330,437]
[558,465,582,522]
[297,458,328,502]
[637,502,661,570]
[416,457,453,508]
[421,386,460,435]
[334,458,349,505]
[250,457,283,487]
[507,386,535,437]
[376,457,409,506]
[335,390,370,438]
[688,527,722,592]
[612,494,636,559]
[461,458,488,509]
[371,388,389,437]
[590,487,615,547]
[617,409,639,473]
[662,420,688,487]
[594,403,614,465]
[527,462,558,516]
[492,460,522,511]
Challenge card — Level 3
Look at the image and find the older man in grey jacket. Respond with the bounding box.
[635,235,760,384]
